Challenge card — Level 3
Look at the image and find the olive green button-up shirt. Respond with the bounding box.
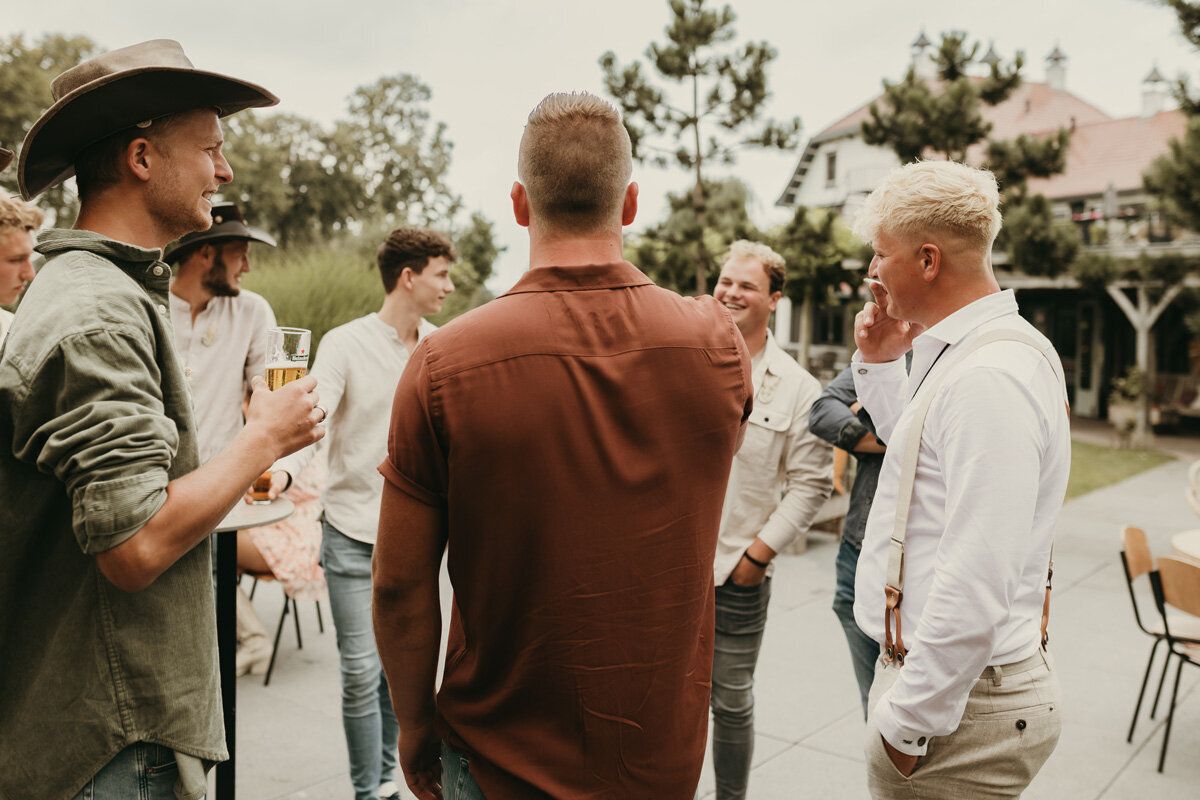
[0,230,225,800]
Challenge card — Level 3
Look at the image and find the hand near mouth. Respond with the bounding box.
[854,281,922,363]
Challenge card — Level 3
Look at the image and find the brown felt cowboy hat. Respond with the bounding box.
[164,201,277,263]
[18,39,278,200]
[0,148,12,172]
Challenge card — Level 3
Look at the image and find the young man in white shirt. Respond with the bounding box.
[0,190,42,349]
[271,227,455,800]
[851,160,1069,799]
[702,240,833,800]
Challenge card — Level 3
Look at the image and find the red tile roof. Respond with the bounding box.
[1027,109,1186,199]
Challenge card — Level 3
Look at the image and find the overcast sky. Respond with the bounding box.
[9,0,1198,291]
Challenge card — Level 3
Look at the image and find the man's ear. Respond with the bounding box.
[621,182,639,227]
[511,181,530,228]
[400,266,415,290]
[768,290,782,312]
[126,137,155,183]
[919,243,941,283]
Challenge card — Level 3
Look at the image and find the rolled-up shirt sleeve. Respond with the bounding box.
[872,366,1047,756]
[378,339,447,507]
[809,365,871,451]
[10,329,178,554]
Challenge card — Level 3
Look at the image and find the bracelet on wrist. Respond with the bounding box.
[742,550,769,569]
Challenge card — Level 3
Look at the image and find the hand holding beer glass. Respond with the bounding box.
[250,327,314,504]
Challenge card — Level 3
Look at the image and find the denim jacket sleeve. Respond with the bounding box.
[808,365,872,452]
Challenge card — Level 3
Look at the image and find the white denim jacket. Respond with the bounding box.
[714,332,834,585]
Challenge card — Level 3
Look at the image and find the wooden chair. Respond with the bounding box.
[242,571,325,686]
[1148,556,1200,772]
[1120,527,1176,742]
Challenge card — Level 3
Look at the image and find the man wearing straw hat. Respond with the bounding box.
[0,40,324,800]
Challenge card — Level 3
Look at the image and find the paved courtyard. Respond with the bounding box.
[223,443,1200,799]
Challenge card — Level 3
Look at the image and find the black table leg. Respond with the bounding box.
[216,530,237,797]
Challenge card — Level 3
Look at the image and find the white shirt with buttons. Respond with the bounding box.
[169,289,276,464]
[852,290,1070,756]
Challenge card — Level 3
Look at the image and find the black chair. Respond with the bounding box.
[1148,556,1200,772]
[244,572,325,686]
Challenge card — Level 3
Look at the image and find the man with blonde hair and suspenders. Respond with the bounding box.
[851,160,1070,799]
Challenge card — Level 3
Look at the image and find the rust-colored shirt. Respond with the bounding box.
[380,262,752,799]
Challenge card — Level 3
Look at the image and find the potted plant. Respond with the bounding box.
[1108,366,1146,439]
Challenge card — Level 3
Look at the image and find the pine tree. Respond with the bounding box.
[601,0,799,294]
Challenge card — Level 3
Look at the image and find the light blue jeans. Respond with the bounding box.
[833,537,880,719]
[706,577,772,800]
[441,742,488,800]
[70,742,180,800]
[322,521,400,800]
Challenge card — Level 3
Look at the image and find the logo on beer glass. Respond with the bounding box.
[252,327,312,504]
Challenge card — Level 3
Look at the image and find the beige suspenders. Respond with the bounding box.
[882,329,1071,665]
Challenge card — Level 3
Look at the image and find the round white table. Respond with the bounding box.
[212,498,294,798]
[1171,529,1200,564]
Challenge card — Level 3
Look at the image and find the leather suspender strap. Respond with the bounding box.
[882,329,1070,665]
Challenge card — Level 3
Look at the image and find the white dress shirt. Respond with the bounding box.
[276,313,436,545]
[169,289,276,463]
[852,290,1070,756]
[714,331,833,585]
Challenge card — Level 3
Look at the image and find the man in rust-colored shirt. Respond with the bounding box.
[373,92,753,800]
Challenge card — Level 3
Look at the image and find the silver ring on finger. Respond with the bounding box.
[315,404,328,424]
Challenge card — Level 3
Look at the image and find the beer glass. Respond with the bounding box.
[250,327,312,504]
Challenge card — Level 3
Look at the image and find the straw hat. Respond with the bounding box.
[164,201,277,264]
[18,39,278,199]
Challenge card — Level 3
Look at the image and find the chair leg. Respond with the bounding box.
[1129,638,1163,742]
[1151,647,1174,719]
[292,597,303,649]
[263,592,289,687]
[249,576,259,601]
[315,600,325,634]
[1157,655,1186,772]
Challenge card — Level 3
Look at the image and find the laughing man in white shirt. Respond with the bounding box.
[271,227,455,800]
[850,161,1070,799]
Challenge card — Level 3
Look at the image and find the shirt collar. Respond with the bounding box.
[503,262,655,295]
[760,330,792,377]
[36,228,171,292]
[918,289,1019,348]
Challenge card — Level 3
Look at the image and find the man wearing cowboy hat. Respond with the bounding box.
[166,201,279,465]
[0,40,325,800]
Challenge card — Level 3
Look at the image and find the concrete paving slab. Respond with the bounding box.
[224,453,1200,799]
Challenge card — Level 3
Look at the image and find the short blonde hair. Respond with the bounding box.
[723,240,786,295]
[517,92,632,233]
[0,191,44,238]
[852,160,1002,251]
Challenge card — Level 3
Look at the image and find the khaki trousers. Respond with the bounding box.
[865,649,1062,799]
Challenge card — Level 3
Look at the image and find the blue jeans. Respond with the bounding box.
[707,577,771,800]
[441,741,488,800]
[833,537,878,719]
[70,742,180,800]
[322,521,400,800]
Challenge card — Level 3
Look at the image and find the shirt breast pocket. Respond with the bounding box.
[738,405,791,471]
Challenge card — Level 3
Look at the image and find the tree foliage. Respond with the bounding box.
[429,212,504,325]
[627,177,759,293]
[601,0,800,293]
[860,32,1077,276]
[0,33,100,223]
[768,206,849,306]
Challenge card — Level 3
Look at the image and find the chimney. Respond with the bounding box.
[1046,45,1067,91]
[911,30,936,79]
[1142,66,1168,118]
